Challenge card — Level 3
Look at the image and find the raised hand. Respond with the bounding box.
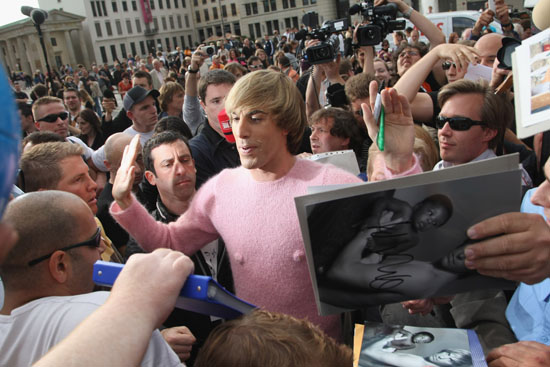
[362,81,416,173]
[112,134,140,210]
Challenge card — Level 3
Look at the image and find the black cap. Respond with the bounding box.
[123,86,160,112]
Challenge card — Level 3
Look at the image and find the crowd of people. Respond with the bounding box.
[2,0,550,365]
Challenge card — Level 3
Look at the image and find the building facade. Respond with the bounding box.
[0,10,89,76]
[36,0,347,65]
[4,0,530,69]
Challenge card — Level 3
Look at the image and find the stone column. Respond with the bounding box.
[78,29,91,65]
[64,30,78,66]
[16,36,31,76]
[6,39,19,72]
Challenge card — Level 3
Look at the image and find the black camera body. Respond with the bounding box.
[350,1,405,46]
[297,15,348,65]
[304,28,337,65]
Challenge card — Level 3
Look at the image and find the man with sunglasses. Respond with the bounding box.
[32,96,94,161]
[378,78,521,351]
[247,56,263,73]
[0,191,183,366]
[433,79,504,169]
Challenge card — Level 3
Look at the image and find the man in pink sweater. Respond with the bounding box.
[110,71,420,339]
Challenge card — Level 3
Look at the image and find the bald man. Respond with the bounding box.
[0,191,182,366]
[474,33,504,67]
[97,133,146,253]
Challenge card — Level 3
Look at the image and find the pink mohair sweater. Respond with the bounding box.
[110,158,420,339]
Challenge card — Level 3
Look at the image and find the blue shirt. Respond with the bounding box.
[505,188,550,344]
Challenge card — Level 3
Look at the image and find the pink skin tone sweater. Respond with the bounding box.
[111,158,421,339]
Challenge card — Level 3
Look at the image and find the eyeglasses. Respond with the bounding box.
[36,111,69,123]
[442,61,457,70]
[435,116,487,131]
[28,227,102,266]
[398,50,419,58]
[249,64,262,69]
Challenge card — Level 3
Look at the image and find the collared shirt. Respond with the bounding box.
[433,149,533,188]
[189,121,240,189]
[433,149,497,170]
[505,188,550,344]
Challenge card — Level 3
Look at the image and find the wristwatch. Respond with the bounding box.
[402,6,413,19]
[187,65,199,74]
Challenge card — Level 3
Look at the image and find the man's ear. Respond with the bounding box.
[48,251,70,284]
[341,137,350,148]
[482,128,498,143]
[34,121,41,130]
[144,170,156,186]
[126,109,134,121]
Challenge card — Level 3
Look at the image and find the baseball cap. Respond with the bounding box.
[123,86,160,112]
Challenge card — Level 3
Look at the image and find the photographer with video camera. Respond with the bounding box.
[369,0,446,90]
[299,14,350,117]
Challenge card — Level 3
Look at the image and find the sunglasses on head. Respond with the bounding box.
[435,116,487,131]
[442,61,457,70]
[28,227,102,266]
[36,111,69,123]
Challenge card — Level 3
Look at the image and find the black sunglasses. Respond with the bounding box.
[36,111,69,123]
[28,227,102,266]
[435,116,487,131]
[441,61,457,70]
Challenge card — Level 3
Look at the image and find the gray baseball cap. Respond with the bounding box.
[123,86,159,112]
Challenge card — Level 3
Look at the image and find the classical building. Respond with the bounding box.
[0,10,89,76]
[39,0,196,65]
[36,0,349,65]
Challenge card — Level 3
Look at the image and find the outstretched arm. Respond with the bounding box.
[375,0,445,48]
[393,43,479,122]
[110,135,217,254]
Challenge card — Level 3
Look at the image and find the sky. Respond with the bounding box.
[0,0,40,27]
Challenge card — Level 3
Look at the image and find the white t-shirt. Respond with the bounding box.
[0,291,182,367]
[67,136,94,160]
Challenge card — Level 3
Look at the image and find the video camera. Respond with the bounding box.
[349,1,405,46]
[295,12,348,65]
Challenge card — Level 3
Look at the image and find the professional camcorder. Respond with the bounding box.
[349,1,405,46]
[295,12,348,65]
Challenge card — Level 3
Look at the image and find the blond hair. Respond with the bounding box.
[225,70,306,154]
[20,142,84,192]
[32,96,64,120]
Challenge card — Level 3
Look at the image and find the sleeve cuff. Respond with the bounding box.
[383,153,422,179]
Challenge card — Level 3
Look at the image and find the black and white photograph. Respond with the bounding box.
[296,155,521,315]
[357,322,486,367]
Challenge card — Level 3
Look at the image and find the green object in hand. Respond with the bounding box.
[377,106,385,151]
